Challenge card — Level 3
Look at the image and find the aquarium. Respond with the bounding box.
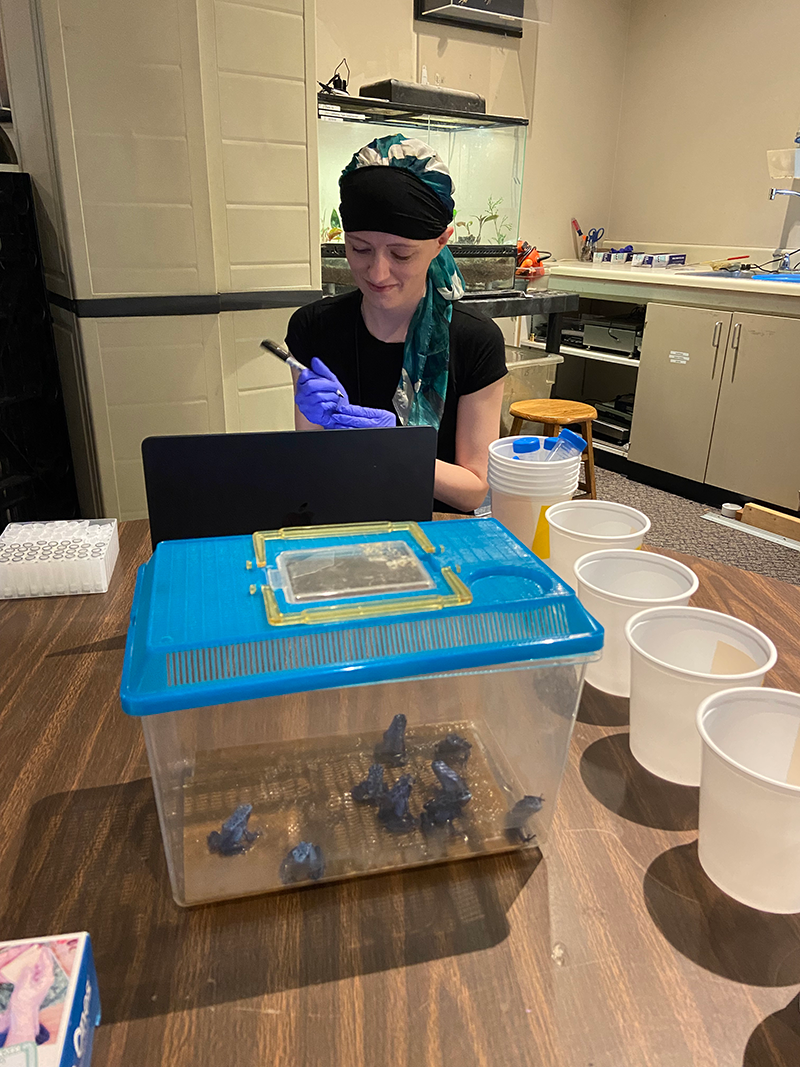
[121,518,601,906]
[318,94,527,294]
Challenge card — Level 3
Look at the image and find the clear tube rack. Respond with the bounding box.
[0,519,119,599]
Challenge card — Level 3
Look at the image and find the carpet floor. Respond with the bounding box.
[595,468,800,586]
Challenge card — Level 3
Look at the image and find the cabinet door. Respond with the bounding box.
[705,312,800,509]
[628,304,731,481]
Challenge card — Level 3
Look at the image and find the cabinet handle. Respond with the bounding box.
[730,322,742,381]
[711,320,723,378]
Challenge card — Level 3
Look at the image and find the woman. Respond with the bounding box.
[286,135,506,514]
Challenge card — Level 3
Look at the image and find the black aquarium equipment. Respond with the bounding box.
[0,171,79,532]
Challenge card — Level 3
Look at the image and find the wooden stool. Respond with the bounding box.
[508,399,598,499]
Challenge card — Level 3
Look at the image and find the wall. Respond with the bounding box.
[315,0,632,261]
[608,0,800,258]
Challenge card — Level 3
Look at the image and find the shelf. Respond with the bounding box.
[593,439,629,458]
[522,338,640,367]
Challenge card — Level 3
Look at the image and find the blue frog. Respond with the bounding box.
[435,733,472,764]
[377,774,417,833]
[374,713,407,766]
[506,795,544,843]
[207,803,258,856]
[352,763,386,805]
[279,841,326,884]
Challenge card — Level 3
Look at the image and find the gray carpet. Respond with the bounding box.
[595,468,800,586]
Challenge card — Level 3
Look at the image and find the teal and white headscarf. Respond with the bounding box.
[339,134,464,430]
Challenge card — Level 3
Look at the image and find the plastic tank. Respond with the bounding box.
[318,93,527,294]
[121,518,601,905]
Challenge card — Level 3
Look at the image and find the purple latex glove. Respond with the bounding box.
[295,357,348,429]
[329,404,397,429]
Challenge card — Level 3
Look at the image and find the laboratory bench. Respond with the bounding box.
[531,263,800,511]
[1,517,800,1066]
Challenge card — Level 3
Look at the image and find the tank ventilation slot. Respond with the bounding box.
[166,603,571,687]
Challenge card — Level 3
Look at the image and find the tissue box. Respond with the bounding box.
[0,932,100,1066]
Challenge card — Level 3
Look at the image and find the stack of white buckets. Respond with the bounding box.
[488,435,800,916]
[488,436,582,560]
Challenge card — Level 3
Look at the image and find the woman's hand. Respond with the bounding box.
[329,404,396,429]
[294,358,348,429]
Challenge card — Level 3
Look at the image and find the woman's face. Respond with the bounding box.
[345,228,453,312]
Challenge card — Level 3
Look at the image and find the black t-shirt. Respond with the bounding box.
[286,290,507,510]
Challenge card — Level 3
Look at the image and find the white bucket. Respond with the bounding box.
[697,687,800,913]
[489,436,582,476]
[625,607,778,786]
[490,486,576,558]
[487,465,580,495]
[574,550,699,697]
[545,500,651,584]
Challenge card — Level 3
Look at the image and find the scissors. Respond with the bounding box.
[586,227,605,246]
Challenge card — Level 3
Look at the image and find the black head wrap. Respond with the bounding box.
[339,166,452,240]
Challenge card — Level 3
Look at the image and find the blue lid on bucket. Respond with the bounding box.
[120,518,603,715]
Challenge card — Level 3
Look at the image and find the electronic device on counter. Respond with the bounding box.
[142,427,437,549]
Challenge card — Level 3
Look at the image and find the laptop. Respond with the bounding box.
[141,427,437,549]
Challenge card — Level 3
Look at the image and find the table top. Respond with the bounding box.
[1,518,799,1067]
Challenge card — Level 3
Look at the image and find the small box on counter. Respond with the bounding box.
[652,253,687,268]
[631,253,653,267]
[0,932,100,1066]
[592,251,611,264]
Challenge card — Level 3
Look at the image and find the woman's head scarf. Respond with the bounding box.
[339,135,464,430]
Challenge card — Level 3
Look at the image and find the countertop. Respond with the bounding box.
[2,518,800,1066]
[542,261,800,316]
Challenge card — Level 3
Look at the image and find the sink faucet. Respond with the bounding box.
[770,188,800,200]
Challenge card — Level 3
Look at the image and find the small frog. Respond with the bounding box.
[207,803,258,856]
[421,761,471,835]
[435,733,472,764]
[352,763,386,805]
[420,793,465,833]
[377,774,417,833]
[431,760,471,803]
[506,795,544,843]
[374,713,407,766]
[279,841,326,884]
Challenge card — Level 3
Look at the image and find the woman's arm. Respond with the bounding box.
[434,378,504,513]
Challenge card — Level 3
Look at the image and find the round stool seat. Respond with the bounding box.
[507,398,598,499]
[508,399,597,424]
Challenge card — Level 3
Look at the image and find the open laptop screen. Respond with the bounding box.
[141,427,437,548]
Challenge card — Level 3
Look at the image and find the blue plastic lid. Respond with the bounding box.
[512,437,540,454]
[543,437,558,450]
[120,518,603,716]
[556,428,588,453]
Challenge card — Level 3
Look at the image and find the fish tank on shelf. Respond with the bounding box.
[318,93,528,295]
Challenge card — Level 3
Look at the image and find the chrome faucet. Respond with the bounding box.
[770,188,800,200]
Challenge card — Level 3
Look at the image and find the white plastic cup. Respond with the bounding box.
[574,550,699,697]
[490,486,575,557]
[625,607,778,786]
[545,500,651,584]
[697,687,800,913]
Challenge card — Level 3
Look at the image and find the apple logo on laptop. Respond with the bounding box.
[282,502,314,527]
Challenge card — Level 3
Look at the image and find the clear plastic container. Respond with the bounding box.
[574,549,698,697]
[625,607,778,785]
[697,687,800,913]
[122,519,602,905]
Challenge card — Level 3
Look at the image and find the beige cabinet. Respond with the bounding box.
[630,303,800,509]
[704,312,800,510]
[628,304,731,481]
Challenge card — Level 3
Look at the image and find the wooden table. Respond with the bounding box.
[1,519,800,1067]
